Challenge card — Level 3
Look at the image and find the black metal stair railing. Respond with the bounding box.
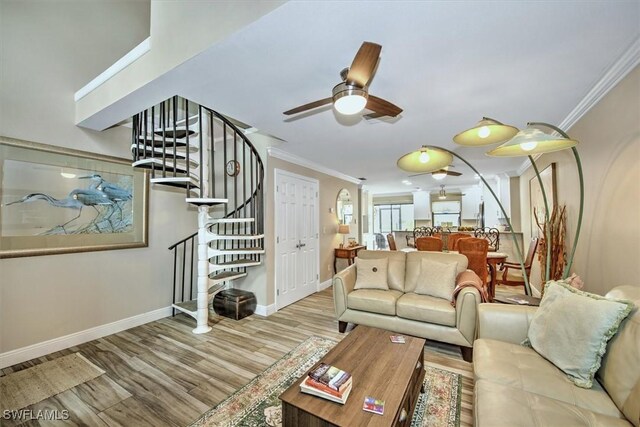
[131,96,264,315]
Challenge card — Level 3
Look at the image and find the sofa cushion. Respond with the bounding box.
[347,289,403,316]
[354,257,389,290]
[404,251,467,293]
[474,339,624,419]
[474,379,632,427]
[597,286,640,426]
[358,250,407,292]
[396,293,456,327]
[414,258,457,300]
[526,280,634,388]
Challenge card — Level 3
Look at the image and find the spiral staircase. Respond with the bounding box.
[131,96,264,333]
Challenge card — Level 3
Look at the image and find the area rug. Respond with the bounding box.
[0,352,105,412]
[190,336,461,427]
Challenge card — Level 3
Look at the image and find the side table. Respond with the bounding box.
[334,245,366,274]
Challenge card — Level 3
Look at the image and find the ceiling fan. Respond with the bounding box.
[283,42,402,118]
[409,165,462,180]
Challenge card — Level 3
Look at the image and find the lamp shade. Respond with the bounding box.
[397,146,453,173]
[487,128,578,157]
[453,117,519,146]
[338,224,350,234]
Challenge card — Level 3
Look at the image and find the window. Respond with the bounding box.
[373,203,414,233]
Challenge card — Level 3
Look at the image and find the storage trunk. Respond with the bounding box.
[213,289,257,320]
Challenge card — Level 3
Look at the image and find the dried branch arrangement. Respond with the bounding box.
[534,205,567,296]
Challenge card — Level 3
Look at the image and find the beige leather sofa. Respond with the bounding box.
[332,250,482,360]
[474,285,640,426]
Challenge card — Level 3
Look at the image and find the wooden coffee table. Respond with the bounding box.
[279,326,426,426]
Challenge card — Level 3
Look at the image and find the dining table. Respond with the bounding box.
[401,247,508,301]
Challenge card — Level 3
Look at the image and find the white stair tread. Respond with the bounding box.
[172,301,197,318]
[133,157,198,170]
[212,218,255,224]
[137,135,199,147]
[151,177,200,189]
[209,247,265,257]
[207,283,226,295]
[186,198,228,206]
[209,271,247,282]
[207,233,264,240]
[211,258,261,268]
[130,143,199,158]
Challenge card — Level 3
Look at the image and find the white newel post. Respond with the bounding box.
[193,206,212,334]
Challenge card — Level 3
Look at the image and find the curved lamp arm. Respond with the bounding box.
[528,157,552,282]
[425,146,531,295]
[528,122,584,279]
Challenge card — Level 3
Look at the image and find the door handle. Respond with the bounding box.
[296,241,306,249]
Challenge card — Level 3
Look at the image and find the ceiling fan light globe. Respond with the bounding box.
[432,172,447,180]
[332,83,368,115]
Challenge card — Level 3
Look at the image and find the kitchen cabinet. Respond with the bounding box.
[461,186,482,219]
[413,191,431,219]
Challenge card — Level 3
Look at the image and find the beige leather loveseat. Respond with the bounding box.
[332,250,482,359]
[474,285,640,426]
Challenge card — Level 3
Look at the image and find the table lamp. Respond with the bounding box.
[338,224,350,248]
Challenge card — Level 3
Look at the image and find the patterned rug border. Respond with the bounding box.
[190,336,337,427]
[191,336,462,427]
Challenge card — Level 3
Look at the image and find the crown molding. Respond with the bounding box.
[517,36,640,175]
[267,147,361,185]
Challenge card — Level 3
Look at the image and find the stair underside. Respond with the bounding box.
[133,157,198,172]
[131,144,196,160]
[209,247,264,257]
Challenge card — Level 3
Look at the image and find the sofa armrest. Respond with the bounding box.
[455,287,481,347]
[333,264,357,317]
[477,303,538,344]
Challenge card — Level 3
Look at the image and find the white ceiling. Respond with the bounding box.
[130,1,640,194]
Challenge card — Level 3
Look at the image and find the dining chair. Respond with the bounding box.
[386,233,397,251]
[447,233,470,251]
[499,238,539,289]
[415,236,443,251]
[457,237,489,285]
[474,227,500,251]
[405,235,415,248]
[413,226,436,240]
[374,233,387,250]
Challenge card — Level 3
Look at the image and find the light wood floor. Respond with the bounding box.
[2,288,474,426]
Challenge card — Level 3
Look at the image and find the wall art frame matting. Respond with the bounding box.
[0,136,149,258]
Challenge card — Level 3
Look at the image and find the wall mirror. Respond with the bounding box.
[336,188,353,224]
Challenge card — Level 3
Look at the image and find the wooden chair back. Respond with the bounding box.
[413,226,436,239]
[447,233,470,251]
[499,238,539,287]
[474,227,500,251]
[524,237,539,268]
[458,237,489,284]
[415,236,443,252]
[387,233,397,251]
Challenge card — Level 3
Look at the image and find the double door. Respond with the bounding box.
[275,170,319,310]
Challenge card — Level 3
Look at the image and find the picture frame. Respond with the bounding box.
[0,136,149,258]
[529,163,556,237]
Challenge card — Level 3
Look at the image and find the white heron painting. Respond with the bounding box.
[1,160,134,236]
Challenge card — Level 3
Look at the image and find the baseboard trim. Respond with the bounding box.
[318,279,333,292]
[0,306,172,369]
[255,304,276,317]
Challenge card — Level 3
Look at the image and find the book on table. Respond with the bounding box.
[300,377,353,404]
[308,362,352,393]
[363,396,385,415]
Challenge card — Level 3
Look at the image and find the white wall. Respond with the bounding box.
[0,1,198,355]
[519,66,640,295]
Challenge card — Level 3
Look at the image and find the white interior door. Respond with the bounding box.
[275,170,319,310]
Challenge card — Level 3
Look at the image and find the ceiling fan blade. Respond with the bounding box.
[445,170,462,176]
[283,97,332,115]
[408,172,430,178]
[366,95,402,117]
[363,112,385,120]
[346,42,381,87]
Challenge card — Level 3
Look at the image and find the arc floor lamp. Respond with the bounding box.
[398,118,583,296]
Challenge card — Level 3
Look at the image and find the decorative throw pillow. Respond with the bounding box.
[413,258,458,300]
[524,280,634,388]
[354,258,389,290]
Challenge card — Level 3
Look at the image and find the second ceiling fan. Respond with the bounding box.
[283,42,402,119]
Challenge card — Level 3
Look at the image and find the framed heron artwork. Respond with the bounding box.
[0,136,148,258]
